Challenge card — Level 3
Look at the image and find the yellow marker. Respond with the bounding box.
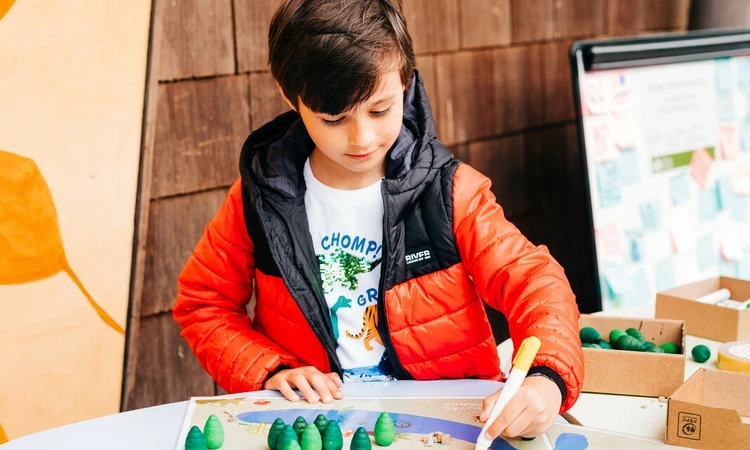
[475,336,542,450]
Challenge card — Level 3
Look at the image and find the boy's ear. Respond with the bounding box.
[276,82,297,112]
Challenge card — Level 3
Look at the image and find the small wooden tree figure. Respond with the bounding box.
[314,414,328,434]
[185,426,207,450]
[278,424,299,450]
[300,422,323,450]
[204,414,224,449]
[268,418,286,450]
[374,412,395,446]
[293,416,308,439]
[322,421,343,450]
[281,438,302,450]
[350,427,372,450]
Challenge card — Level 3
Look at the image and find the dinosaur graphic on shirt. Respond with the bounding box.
[317,248,381,293]
[345,305,382,351]
[329,295,352,341]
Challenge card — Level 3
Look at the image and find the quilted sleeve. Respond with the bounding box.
[172,178,299,393]
[451,163,584,413]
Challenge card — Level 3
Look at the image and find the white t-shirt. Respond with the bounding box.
[303,159,394,382]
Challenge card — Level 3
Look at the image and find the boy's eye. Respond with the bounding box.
[372,107,391,117]
[322,117,344,126]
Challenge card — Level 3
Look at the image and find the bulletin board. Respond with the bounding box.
[571,30,750,311]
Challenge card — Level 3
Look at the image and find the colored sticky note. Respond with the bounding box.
[589,122,617,162]
[714,58,735,123]
[739,258,750,279]
[603,265,635,299]
[740,115,750,152]
[640,199,661,231]
[596,161,621,208]
[621,268,652,308]
[720,124,742,160]
[618,148,640,184]
[715,59,733,94]
[670,172,691,206]
[612,112,634,150]
[717,177,731,209]
[739,247,750,279]
[698,185,720,221]
[720,258,739,277]
[718,177,748,221]
[730,195,748,222]
[738,58,750,89]
[696,234,717,271]
[717,93,736,124]
[654,258,676,292]
[582,73,611,116]
[690,148,714,189]
[624,230,643,263]
[731,156,750,195]
[595,222,626,259]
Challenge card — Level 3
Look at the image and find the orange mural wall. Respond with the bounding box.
[0,0,151,440]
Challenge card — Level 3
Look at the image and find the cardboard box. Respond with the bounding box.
[580,315,686,397]
[666,368,750,449]
[656,277,750,342]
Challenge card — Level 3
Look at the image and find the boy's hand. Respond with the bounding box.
[479,375,562,439]
[264,366,344,403]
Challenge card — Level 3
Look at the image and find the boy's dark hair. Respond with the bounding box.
[268,0,416,115]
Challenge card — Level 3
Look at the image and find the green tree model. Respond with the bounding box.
[374,412,395,446]
[268,418,286,450]
[300,423,323,450]
[350,427,372,450]
[321,421,343,450]
[185,426,207,450]
[278,425,299,450]
[314,414,328,435]
[204,414,224,449]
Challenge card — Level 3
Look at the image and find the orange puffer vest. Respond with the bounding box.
[173,73,583,413]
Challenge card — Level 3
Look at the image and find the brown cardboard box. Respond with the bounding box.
[580,315,686,397]
[656,277,750,342]
[666,368,750,449]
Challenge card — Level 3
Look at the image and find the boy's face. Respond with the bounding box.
[292,69,405,187]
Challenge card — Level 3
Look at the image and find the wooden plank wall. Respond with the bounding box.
[123,0,692,411]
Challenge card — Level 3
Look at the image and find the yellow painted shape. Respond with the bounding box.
[0,0,15,21]
[0,150,124,334]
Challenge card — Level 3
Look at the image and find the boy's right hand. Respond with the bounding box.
[264,366,344,404]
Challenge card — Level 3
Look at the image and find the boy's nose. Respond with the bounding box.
[348,121,375,150]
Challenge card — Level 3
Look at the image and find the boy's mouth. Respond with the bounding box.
[346,149,377,161]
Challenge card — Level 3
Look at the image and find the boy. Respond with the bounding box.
[173,0,583,440]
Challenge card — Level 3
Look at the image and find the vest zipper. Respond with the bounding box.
[377,183,412,380]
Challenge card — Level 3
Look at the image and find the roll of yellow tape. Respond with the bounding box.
[717,341,750,374]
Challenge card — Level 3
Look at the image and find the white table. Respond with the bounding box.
[0,380,505,450]
[499,304,723,442]
[3,305,718,449]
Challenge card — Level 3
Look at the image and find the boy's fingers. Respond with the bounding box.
[323,376,343,400]
[326,372,343,387]
[480,390,501,422]
[308,373,334,403]
[276,379,300,402]
[292,374,319,403]
[501,406,533,438]
[485,395,527,439]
